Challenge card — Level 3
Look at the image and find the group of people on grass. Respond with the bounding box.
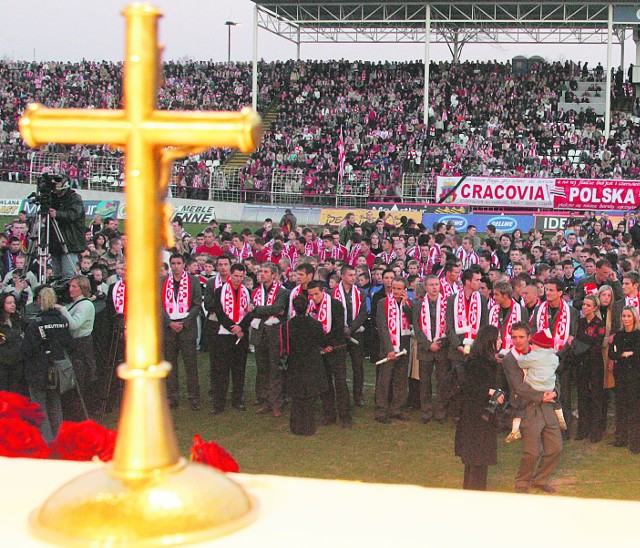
[1,205,639,495]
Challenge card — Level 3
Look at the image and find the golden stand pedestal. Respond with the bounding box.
[29,363,257,546]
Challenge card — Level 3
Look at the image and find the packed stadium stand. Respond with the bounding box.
[0,59,638,203]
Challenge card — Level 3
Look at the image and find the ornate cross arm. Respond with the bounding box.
[20,104,262,152]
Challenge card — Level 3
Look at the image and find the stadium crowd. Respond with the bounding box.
[1,204,640,492]
[1,59,639,201]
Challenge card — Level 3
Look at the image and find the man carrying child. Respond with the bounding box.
[502,322,563,494]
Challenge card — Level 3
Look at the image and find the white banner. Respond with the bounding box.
[436,176,554,208]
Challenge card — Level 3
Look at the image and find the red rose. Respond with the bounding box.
[0,417,50,459]
[52,420,117,462]
[0,391,46,427]
[190,434,239,473]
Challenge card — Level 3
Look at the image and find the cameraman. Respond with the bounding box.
[48,175,86,280]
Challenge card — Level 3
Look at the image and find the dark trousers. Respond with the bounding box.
[375,339,409,419]
[346,333,364,401]
[290,396,317,436]
[0,362,23,394]
[576,359,605,441]
[62,335,94,421]
[614,363,640,452]
[165,324,200,405]
[419,352,449,420]
[254,326,284,409]
[320,347,350,421]
[557,359,573,430]
[210,334,248,411]
[463,464,488,491]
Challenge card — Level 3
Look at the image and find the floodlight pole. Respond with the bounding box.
[225,21,237,63]
[252,6,258,112]
[605,4,613,138]
[423,4,431,126]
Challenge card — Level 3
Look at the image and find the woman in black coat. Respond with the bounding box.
[454,325,503,491]
[0,293,25,393]
[285,296,329,436]
[608,305,640,454]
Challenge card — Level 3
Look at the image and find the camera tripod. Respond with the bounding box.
[25,209,74,286]
[98,316,126,423]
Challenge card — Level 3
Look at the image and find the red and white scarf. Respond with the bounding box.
[536,300,571,351]
[347,243,362,267]
[489,300,522,350]
[626,294,640,311]
[454,291,482,345]
[213,273,226,290]
[288,247,302,268]
[386,297,411,352]
[419,295,446,342]
[380,251,396,265]
[288,284,306,318]
[440,278,458,300]
[332,282,362,328]
[510,345,531,360]
[163,271,191,320]
[304,240,318,257]
[112,280,125,315]
[253,282,281,307]
[427,244,441,274]
[456,248,479,270]
[231,242,252,261]
[308,292,332,334]
[220,280,250,325]
[321,246,344,261]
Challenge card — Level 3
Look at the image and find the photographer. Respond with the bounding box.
[454,325,504,491]
[47,175,86,280]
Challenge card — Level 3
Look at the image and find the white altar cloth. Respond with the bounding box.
[1,457,638,547]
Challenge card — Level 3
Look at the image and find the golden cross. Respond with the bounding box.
[20,3,262,371]
[23,6,261,542]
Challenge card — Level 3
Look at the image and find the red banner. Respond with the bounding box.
[551,179,640,211]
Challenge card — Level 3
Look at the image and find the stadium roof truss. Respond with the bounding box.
[252,2,633,45]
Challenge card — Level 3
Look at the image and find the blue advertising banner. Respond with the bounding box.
[422,213,535,234]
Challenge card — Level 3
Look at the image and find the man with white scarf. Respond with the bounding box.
[251,262,290,416]
[161,253,202,411]
[376,276,413,424]
[307,280,351,429]
[332,265,367,407]
[413,275,450,424]
[210,263,253,414]
[445,268,489,419]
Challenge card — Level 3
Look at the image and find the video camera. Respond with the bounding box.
[482,389,508,423]
[26,173,69,213]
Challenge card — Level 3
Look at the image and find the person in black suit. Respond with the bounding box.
[307,280,352,429]
[250,262,290,416]
[285,295,329,436]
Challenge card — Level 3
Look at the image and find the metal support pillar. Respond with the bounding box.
[252,4,258,112]
[423,4,431,126]
[605,4,613,137]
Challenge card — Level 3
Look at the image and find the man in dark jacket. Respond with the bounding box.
[332,265,368,406]
[250,262,290,416]
[49,175,86,279]
[307,280,352,429]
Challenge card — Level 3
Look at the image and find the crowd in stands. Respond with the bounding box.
[1,58,640,200]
